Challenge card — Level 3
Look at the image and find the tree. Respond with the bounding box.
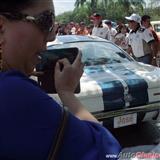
[75,0,97,12]
[75,0,87,7]
[148,0,160,7]
[113,0,146,14]
[56,11,73,24]
[56,0,160,24]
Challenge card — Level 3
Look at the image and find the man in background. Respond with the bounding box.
[90,13,109,39]
[104,20,117,42]
[76,22,88,35]
[125,13,157,65]
[141,15,160,62]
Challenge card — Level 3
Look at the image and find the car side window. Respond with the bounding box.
[154,24,160,32]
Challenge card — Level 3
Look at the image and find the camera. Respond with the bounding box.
[36,47,80,93]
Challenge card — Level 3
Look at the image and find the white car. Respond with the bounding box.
[36,35,160,129]
[151,21,160,38]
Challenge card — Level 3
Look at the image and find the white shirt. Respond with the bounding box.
[71,27,76,35]
[108,28,117,42]
[128,28,154,58]
[115,33,129,50]
[92,26,109,39]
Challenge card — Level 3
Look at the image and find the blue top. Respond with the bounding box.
[0,70,121,160]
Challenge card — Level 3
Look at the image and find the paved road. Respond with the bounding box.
[106,120,160,148]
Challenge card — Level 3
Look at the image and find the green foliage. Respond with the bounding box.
[72,5,91,23]
[56,11,73,24]
[56,0,160,24]
[56,4,91,24]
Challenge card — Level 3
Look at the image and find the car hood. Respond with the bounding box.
[81,62,159,110]
[51,62,160,112]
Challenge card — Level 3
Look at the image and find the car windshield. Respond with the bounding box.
[48,41,133,66]
[153,24,160,32]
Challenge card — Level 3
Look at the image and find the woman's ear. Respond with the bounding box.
[0,15,5,43]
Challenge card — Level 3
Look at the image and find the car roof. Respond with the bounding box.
[47,35,108,46]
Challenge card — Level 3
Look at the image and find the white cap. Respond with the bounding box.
[125,13,141,23]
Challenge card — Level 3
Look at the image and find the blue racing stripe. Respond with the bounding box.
[85,66,125,111]
[85,64,148,111]
[107,65,148,107]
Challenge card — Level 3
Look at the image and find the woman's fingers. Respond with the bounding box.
[58,58,70,68]
[55,58,70,73]
[73,51,83,67]
[55,50,83,70]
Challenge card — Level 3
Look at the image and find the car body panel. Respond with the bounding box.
[151,21,160,38]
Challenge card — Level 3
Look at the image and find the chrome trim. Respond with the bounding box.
[93,102,160,121]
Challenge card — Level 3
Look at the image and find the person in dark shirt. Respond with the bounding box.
[0,0,121,159]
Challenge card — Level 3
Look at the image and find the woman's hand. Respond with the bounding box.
[54,52,84,95]
[54,52,99,123]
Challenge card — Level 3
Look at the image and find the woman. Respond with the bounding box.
[0,0,121,159]
[115,24,129,51]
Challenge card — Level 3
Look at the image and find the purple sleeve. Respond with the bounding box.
[0,70,121,160]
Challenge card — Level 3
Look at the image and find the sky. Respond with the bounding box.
[53,0,151,15]
[53,0,76,15]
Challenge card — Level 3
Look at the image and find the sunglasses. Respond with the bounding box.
[0,10,55,33]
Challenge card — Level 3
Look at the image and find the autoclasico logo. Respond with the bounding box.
[105,152,160,159]
[105,154,118,159]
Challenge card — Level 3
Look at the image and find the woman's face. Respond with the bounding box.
[93,18,101,26]
[121,27,127,34]
[128,21,138,31]
[0,0,55,75]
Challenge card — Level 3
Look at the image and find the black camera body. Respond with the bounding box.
[36,47,80,93]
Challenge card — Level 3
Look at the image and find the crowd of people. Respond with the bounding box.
[55,12,160,66]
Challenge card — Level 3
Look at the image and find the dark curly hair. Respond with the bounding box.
[0,0,38,13]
